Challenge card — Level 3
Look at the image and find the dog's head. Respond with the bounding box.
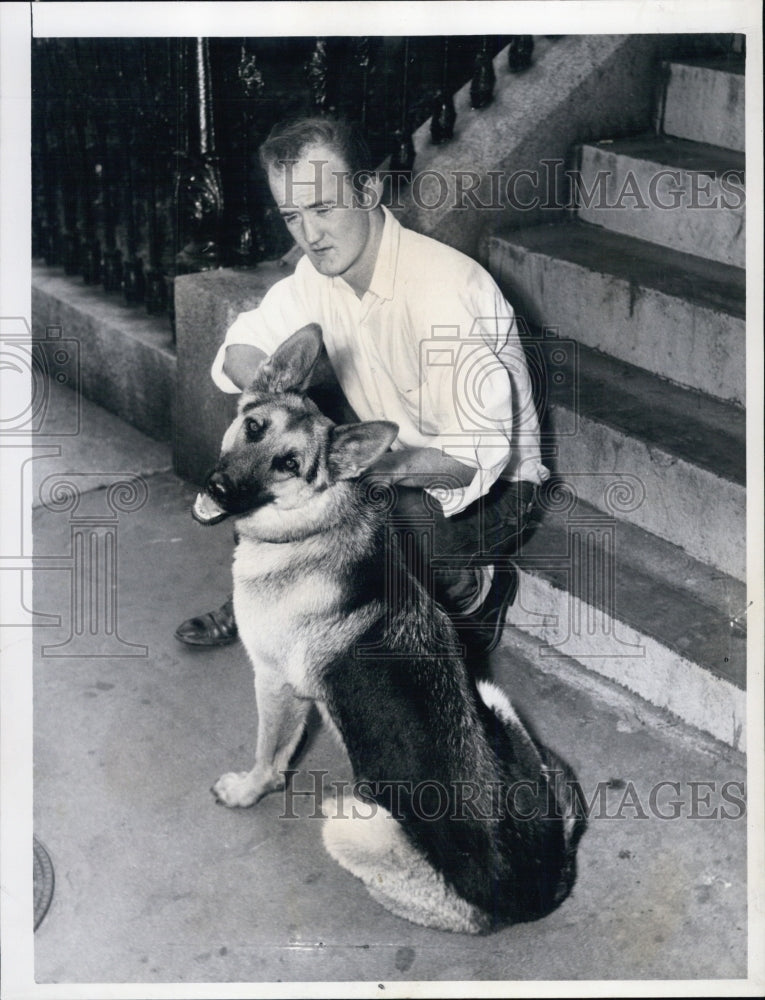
[192,325,398,530]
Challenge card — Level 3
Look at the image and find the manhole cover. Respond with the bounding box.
[33,837,55,931]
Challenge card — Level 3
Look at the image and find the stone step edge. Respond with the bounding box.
[665,54,745,76]
[488,218,745,321]
[571,134,746,271]
[488,221,745,406]
[511,493,746,689]
[502,567,746,752]
[658,58,745,154]
[537,335,746,488]
[32,264,176,443]
[32,263,176,359]
[496,618,746,762]
[575,133,745,179]
[546,401,745,582]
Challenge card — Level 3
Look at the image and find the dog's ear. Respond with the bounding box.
[249,324,323,395]
[328,421,399,481]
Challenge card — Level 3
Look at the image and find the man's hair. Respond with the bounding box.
[259,115,374,184]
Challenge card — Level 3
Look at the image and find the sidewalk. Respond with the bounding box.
[31,380,748,987]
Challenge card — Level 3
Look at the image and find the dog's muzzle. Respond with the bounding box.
[191,476,231,526]
[192,468,277,524]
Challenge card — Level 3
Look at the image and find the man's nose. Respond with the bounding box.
[301,213,322,245]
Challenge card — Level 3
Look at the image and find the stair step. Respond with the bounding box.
[574,135,745,268]
[489,220,745,405]
[506,496,746,750]
[660,57,745,152]
[32,264,176,442]
[532,337,745,580]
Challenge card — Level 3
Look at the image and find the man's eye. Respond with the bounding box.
[315,206,333,216]
[283,214,299,226]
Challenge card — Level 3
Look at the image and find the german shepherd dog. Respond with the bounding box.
[194,325,586,934]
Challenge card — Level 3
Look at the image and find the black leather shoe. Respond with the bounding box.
[175,596,238,647]
[453,565,519,655]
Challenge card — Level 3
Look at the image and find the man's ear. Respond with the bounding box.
[328,421,399,481]
[247,324,323,395]
[353,171,384,211]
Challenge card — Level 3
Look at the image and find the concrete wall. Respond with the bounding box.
[173,263,299,485]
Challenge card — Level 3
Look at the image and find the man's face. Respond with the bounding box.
[267,143,375,288]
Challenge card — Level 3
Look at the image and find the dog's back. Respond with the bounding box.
[318,518,586,929]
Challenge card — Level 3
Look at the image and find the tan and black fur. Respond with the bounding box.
[200,325,586,934]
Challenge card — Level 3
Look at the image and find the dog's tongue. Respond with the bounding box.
[192,491,230,525]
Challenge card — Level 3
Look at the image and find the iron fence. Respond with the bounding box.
[32,35,517,331]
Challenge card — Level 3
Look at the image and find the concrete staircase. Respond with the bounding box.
[487,53,746,750]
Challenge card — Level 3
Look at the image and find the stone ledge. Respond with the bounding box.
[173,261,295,485]
[31,264,176,442]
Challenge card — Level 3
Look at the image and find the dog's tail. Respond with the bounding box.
[476,679,524,729]
[538,745,588,907]
[476,679,545,773]
[476,679,586,844]
[476,679,587,917]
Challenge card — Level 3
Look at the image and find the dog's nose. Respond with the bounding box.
[207,470,232,505]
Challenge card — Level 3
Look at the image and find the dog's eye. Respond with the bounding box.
[244,417,268,442]
[272,454,300,475]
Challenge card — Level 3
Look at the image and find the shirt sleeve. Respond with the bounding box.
[414,264,546,516]
[210,259,315,393]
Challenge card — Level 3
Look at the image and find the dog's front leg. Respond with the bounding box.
[212,668,311,808]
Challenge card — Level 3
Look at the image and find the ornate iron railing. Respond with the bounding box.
[31,35,523,332]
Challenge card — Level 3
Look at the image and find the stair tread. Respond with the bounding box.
[519,495,747,689]
[536,337,746,486]
[492,219,745,318]
[668,54,745,76]
[581,133,745,177]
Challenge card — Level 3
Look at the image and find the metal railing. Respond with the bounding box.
[31,35,529,332]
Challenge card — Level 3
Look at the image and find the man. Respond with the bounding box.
[176,115,548,656]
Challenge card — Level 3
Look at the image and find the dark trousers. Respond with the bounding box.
[381,478,537,615]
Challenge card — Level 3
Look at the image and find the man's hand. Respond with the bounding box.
[365,447,475,490]
[223,344,268,390]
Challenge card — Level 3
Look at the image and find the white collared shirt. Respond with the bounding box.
[212,208,549,516]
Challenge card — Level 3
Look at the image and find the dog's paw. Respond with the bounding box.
[211,771,259,808]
